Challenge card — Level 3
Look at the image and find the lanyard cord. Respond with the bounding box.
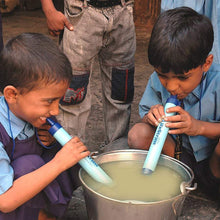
[199,72,206,120]
[175,72,205,160]
[180,72,206,120]
[5,100,16,159]
[5,99,55,160]
[35,129,56,149]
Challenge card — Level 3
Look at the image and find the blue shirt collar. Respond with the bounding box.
[0,96,29,139]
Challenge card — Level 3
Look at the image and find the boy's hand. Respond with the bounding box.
[54,137,90,171]
[165,106,200,136]
[143,104,165,126]
[37,124,56,146]
[45,9,73,36]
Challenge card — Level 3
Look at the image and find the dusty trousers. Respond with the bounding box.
[58,0,136,146]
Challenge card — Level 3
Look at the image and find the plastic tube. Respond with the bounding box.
[46,117,112,184]
[142,95,179,175]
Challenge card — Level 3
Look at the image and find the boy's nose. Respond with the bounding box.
[49,102,59,116]
[166,79,178,93]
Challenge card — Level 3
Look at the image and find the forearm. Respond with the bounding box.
[0,158,63,213]
[197,121,220,139]
[41,0,57,16]
[40,0,70,35]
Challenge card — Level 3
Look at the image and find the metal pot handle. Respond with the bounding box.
[180,181,197,195]
[172,181,197,216]
[169,157,197,194]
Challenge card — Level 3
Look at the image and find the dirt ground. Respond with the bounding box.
[2,7,220,220]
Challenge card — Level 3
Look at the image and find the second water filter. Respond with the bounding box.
[142,95,179,175]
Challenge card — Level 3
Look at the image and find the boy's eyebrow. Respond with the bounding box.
[184,71,192,76]
[155,68,192,76]
[41,97,60,101]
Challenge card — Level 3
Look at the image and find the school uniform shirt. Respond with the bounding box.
[139,63,220,162]
[0,96,35,194]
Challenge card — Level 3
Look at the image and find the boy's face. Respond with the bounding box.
[9,80,69,128]
[155,66,204,100]
[155,55,213,100]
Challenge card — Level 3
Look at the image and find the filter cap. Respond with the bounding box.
[166,95,180,106]
[46,117,62,135]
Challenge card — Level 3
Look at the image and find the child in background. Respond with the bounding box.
[0,33,90,220]
[128,7,220,197]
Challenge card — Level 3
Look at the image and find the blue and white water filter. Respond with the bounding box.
[46,117,112,184]
[142,95,179,175]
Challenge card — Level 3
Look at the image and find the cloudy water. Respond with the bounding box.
[81,160,183,202]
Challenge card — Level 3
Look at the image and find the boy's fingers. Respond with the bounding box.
[49,30,58,36]
[64,19,73,31]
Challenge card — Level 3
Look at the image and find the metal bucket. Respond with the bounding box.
[79,149,197,220]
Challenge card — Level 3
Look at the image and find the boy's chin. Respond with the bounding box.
[176,93,187,100]
[31,120,46,128]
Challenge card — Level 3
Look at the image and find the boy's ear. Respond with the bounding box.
[202,54,213,72]
[3,86,19,104]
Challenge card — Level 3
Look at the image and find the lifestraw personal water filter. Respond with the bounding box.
[142,95,179,175]
[46,117,112,184]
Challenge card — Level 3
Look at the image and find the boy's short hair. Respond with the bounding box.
[148,7,214,74]
[0,33,72,93]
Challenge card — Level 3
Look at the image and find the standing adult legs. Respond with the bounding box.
[99,2,136,145]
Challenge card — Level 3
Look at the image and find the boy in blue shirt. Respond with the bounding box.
[0,33,90,220]
[128,7,220,197]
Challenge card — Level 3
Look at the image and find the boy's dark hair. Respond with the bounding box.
[0,32,72,93]
[148,7,214,74]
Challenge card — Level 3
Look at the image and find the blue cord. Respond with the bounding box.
[198,72,206,120]
[5,101,16,159]
[5,99,55,157]
[35,129,57,149]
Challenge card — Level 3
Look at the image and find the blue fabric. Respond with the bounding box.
[139,63,220,162]
[0,96,35,194]
[161,0,220,64]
